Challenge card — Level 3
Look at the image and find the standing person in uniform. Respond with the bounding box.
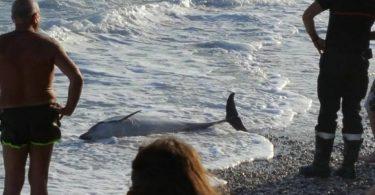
[0,0,83,194]
[300,0,374,179]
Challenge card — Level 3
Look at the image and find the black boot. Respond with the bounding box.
[335,138,363,179]
[300,136,334,178]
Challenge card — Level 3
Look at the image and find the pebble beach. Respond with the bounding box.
[215,117,375,195]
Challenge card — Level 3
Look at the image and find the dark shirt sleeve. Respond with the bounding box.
[316,0,332,10]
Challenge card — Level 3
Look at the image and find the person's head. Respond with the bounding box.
[128,137,217,195]
[12,0,41,31]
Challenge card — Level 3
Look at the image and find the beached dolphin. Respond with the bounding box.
[79,93,247,141]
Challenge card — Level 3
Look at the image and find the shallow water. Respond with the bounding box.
[0,0,374,194]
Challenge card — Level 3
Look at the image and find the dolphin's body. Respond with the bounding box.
[79,93,247,141]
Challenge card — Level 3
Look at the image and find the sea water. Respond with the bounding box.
[0,0,373,194]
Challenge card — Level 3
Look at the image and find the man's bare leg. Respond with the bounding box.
[3,145,29,195]
[29,144,53,195]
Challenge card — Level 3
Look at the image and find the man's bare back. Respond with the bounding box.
[0,30,82,114]
[0,31,60,108]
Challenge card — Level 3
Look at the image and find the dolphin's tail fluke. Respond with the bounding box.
[226,93,247,131]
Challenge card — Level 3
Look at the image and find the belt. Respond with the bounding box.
[326,48,373,59]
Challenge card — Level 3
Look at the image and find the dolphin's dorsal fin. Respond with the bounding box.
[225,93,247,131]
[118,110,142,121]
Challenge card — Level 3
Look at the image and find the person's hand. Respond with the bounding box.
[312,37,326,55]
[50,103,73,120]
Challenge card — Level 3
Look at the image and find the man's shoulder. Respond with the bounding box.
[34,33,59,46]
[29,33,62,54]
[0,31,57,44]
[0,32,16,50]
[0,31,61,56]
[0,32,15,41]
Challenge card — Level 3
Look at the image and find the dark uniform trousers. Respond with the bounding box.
[315,50,370,139]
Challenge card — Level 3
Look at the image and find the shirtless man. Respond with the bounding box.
[0,0,83,194]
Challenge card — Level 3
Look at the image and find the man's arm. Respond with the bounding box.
[370,31,375,40]
[302,2,326,55]
[54,43,83,117]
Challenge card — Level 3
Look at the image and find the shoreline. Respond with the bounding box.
[213,129,375,195]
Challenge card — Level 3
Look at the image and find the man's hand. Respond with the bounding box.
[313,37,326,55]
[50,102,73,120]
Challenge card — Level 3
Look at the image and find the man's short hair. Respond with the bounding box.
[12,0,40,21]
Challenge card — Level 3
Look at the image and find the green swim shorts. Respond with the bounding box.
[0,104,61,149]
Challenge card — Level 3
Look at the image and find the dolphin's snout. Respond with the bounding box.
[79,133,91,140]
